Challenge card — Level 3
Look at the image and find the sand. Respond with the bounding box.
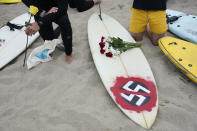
[0,0,197,130]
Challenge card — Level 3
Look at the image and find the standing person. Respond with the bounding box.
[57,0,101,51]
[129,0,168,46]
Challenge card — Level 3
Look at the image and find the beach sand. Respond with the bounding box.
[0,0,197,130]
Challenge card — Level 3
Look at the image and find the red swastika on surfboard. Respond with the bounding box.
[110,77,157,113]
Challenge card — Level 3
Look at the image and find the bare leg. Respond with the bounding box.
[93,0,101,4]
[65,55,73,63]
[131,32,144,42]
[146,24,165,46]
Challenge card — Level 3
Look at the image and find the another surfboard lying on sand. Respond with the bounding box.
[88,13,158,129]
[166,9,197,44]
[0,13,39,69]
[0,0,21,3]
[159,36,197,83]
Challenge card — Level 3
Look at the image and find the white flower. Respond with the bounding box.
[109,46,120,56]
[109,46,116,55]
[103,42,109,52]
[115,50,121,55]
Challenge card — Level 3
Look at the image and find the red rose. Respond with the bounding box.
[99,42,105,48]
[101,36,105,41]
[100,48,105,54]
[106,52,113,57]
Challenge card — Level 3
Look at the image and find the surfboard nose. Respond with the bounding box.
[159,36,197,83]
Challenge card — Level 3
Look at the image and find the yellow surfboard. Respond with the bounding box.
[159,36,197,83]
[0,0,21,3]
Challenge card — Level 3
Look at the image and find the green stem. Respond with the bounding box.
[23,15,32,67]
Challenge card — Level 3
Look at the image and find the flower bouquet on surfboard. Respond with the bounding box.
[98,36,142,57]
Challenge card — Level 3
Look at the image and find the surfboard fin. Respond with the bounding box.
[166,16,180,24]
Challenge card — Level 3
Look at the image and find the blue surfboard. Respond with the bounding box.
[166,9,197,44]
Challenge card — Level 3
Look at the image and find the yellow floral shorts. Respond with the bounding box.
[129,8,168,34]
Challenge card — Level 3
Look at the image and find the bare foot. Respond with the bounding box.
[146,24,158,46]
[146,24,166,46]
[66,55,72,63]
[146,24,153,41]
[93,0,101,4]
[131,32,144,42]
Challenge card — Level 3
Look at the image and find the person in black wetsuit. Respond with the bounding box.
[22,0,101,63]
[69,0,97,12]
[56,0,102,51]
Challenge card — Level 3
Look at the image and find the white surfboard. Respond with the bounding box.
[0,12,39,69]
[88,13,158,129]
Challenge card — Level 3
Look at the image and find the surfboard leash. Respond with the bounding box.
[99,3,103,21]
[6,22,24,31]
[0,22,23,31]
